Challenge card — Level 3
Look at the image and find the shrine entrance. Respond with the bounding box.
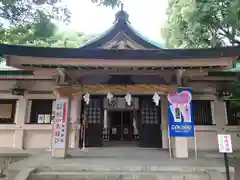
[109,110,133,143]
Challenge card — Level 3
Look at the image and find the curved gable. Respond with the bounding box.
[79,10,163,50]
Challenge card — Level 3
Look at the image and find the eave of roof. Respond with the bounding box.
[0,62,33,76]
[208,71,239,76]
[21,64,223,70]
[1,44,239,60]
[225,57,240,72]
[0,62,19,70]
[0,70,33,76]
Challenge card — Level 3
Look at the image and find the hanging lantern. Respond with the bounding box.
[152,92,160,106]
[125,92,132,106]
[83,92,90,105]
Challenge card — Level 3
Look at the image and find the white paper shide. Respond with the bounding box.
[125,93,132,106]
[107,92,114,103]
[83,92,90,105]
[152,92,160,106]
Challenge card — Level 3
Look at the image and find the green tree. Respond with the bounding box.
[0,0,71,44]
[1,26,94,47]
[162,0,240,48]
[0,0,71,26]
[0,0,116,46]
[34,30,95,48]
[91,0,121,7]
[0,22,57,44]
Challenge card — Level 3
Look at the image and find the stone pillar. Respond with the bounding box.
[172,69,189,158]
[133,110,139,140]
[103,109,109,141]
[75,95,81,148]
[212,99,227,133]
[173,137,188,158]
[69,95,81,148]
[51,92,71,158]
[14,96,28,149]
[103,109,108,129]
[161,95,168,149]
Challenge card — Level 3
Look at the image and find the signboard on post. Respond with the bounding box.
[218,134,233,180]
[218,134,233,153]
[168,87,194,137]
[53,99,68,149]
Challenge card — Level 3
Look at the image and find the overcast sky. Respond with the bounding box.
[66,0,169,42]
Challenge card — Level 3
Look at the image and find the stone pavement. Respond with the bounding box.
[5,147,235,180]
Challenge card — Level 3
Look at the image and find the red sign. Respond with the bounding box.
[62,102,67,123]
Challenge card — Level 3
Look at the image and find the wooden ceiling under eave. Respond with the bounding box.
[6,55,234,72]
[54,84,178,97]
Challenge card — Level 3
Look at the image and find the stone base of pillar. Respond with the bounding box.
[52,148,68,158]
[69,129,74,148]
[102,128,109,141]
[172,137,188,158]
[69,130,80,148]
[162,129,169,149]
[13,130,24,149]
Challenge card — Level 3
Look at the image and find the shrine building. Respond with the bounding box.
[0,9,239,158]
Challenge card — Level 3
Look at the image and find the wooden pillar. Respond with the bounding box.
[69,94,81,148]
[14,95,28,149]
[161,95,168,149]
[212,99,227,133]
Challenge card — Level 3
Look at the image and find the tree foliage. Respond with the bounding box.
[0,25,94,47]
[0,0,72,45]
[31,30,95,48]
[0,26,94,61]
[0,0,71,26]
[0,0,120,47]
[0,22,57,44]
[91,0,121,8]
[162,0,240,48]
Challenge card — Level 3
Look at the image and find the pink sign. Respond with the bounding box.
[168,91,191,105]
[168,90,192,123]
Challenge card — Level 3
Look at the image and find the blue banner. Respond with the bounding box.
[168,87,194,137]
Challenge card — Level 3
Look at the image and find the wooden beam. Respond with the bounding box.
[0,76,53,80]
[190,76,236,81]
[9,56,232,68]
[55,84,177,97]
[65,68,222,76]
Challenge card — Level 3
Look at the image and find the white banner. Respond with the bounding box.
[53,99,68,149]
[218,134,233,153]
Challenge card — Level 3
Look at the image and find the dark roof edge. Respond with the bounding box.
[126,23,163,49]
[1,44,239,60]
[79,17,161,49]
[0,70,33,75]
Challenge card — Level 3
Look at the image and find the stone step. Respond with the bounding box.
[29,171,211,180]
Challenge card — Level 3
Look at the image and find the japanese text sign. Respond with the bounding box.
[218,134,233,153]
[53,99,68,149]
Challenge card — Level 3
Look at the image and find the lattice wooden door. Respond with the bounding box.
[139,96,162,148]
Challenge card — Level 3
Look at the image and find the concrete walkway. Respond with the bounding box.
[8,148,229,169]
[5,147,235,180]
